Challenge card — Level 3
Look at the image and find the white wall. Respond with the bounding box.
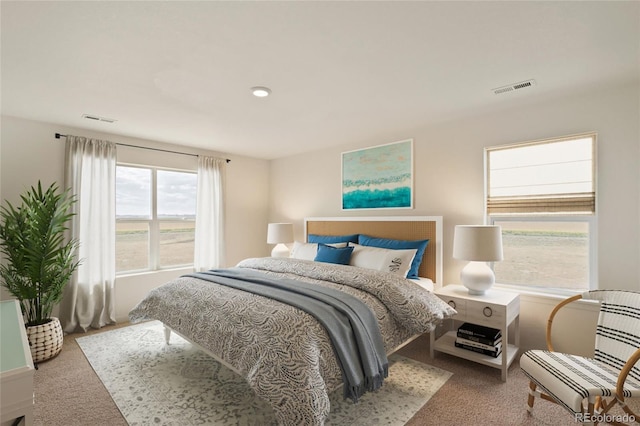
[269,80,640,350]
[1,80,638,349]
[0,115,271,321]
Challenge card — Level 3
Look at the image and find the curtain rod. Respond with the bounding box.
[54,133,230,163]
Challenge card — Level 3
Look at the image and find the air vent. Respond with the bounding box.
[82,114,117,123]
[492,79,536,95]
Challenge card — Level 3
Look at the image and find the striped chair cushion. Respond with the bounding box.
[521,350,640,415]
[589,290,640,380]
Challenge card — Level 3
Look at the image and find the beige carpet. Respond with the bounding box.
[33,323,637,426]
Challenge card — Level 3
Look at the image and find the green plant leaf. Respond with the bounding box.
[0,181,81,325]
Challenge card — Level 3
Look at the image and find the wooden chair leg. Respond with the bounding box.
[527,380,537,412]
[587,397,597,426]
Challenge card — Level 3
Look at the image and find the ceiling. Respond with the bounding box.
[2,1,638,160]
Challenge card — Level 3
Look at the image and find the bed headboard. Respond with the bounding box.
[304,216,443,286]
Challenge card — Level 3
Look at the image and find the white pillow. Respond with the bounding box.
[349,244,417,278]
[410,277,434,292]
[290,242,317,260]
[290,241,348,261]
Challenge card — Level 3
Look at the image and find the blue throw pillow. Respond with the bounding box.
[358,235,429,279]
[308,233,359,244]
[314,243,354,265]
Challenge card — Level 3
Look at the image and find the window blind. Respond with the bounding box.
[486,134,596,215]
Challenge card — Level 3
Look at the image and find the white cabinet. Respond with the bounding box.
[1,300,35,425]
[430,285,520,381]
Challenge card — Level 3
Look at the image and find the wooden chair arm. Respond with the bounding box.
[546,294,584,352]
[616,347,640,421]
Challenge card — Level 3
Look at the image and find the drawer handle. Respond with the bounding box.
[448,300,456,309]
[483,306,493,317]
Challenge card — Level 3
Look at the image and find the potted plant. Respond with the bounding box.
[0,181,80,363]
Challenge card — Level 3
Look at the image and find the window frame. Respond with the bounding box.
[116,163,197,275]
[484,133,598,293]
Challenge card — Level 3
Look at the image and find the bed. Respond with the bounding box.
[129,216,454,425]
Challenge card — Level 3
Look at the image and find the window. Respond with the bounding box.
[485,133,596,291]
[116,165,197,274]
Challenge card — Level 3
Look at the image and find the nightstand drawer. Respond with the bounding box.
[465,301,506,327]
[440,295,466,317]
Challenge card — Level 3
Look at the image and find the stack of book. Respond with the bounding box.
[455,322,502,358]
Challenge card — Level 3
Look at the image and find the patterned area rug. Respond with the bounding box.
[77,321,452,425]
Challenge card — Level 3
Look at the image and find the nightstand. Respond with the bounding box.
[430,284,520,381]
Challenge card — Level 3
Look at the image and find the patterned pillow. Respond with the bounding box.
[358,235,429,279]
[349,244,417,278]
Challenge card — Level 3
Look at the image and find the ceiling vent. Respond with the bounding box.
[82,114,117,123]
[492,79,536,95]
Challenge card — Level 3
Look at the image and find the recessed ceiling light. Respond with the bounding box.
[251,86,271,97]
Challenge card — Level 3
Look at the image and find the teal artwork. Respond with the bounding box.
[342,140,413,210]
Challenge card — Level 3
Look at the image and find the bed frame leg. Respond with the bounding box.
[163,325,171,344]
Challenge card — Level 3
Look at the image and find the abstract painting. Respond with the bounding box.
[342,139,413,210]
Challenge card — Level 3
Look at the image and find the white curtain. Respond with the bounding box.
[60,135,116,333]
[194,156,226,271]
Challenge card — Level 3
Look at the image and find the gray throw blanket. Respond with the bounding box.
[186,268,388,402]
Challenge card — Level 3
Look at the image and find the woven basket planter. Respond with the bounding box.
[26,317,64,363]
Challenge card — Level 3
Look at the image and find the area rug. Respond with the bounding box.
[77,321,452,425]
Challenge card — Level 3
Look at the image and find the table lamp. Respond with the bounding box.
[267,223,294,257]
[453,225,503,295]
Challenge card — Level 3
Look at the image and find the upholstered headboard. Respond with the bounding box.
[304,216,443,286]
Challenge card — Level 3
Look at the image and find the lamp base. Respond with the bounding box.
[460,261,496,295]
[271,243,290,258]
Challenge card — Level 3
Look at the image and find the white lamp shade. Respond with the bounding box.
[267,223,293,244]
[453,225,503,295]
[453,225,503,262]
